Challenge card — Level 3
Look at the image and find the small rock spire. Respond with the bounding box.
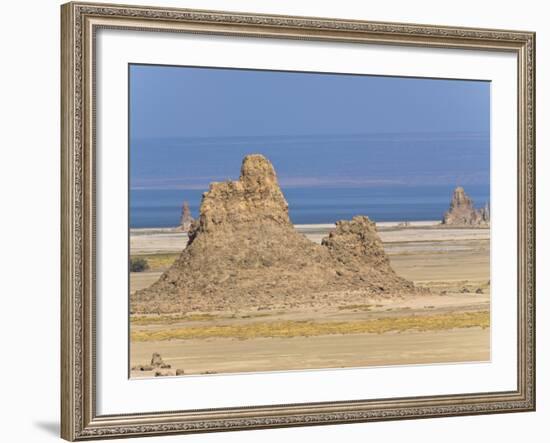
[179,200,194,232]
[442,186,489,226]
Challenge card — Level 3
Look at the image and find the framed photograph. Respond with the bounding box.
[61,2,536,440]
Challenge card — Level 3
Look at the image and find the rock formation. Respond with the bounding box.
[132,154,421,314]
[178,201,194,232]
[442,187,490,226]
[131,352,170,371]
[481,202,490,223]
[151,352,170,369]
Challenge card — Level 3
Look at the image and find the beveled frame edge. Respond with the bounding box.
[60,1,536,441]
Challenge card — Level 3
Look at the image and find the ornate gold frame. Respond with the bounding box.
[61,2,536,440]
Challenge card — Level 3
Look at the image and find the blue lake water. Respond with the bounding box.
[130,185,490,228]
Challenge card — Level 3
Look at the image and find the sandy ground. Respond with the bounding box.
[131,328,489,377]
[129,221,489,254]
[129,222,490,377]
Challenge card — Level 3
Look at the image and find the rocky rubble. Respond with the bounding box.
[132,154,422,314]
[131,353,185,377]
[131,352,171,372]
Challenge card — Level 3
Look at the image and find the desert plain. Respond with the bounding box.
[129,221,490,377]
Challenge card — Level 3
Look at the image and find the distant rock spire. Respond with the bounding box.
[179,201,194,232]
[481,201,490,223]
[442,187,489,226]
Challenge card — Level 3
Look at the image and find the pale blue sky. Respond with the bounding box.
[129,64,490,189]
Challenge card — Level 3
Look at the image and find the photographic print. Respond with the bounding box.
[61,4,535,439]
[129,64,491,378]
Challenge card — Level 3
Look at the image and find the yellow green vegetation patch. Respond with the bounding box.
[131,311,489,342]
[131,253,179,272]
[131,313,219,325]
[131,311,275,325]
[337,304,373,311]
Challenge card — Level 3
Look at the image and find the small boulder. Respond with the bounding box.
[131,364,153,371]
[151,352,164,368]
